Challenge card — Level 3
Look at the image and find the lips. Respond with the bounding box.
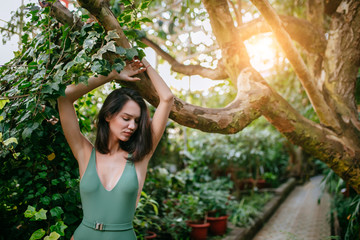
[123,131,133,137]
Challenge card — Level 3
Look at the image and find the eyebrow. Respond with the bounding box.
[123,113,140,119]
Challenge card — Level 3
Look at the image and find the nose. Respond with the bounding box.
[128,120,136,130]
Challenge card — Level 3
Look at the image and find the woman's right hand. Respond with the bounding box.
[111,60,146,82]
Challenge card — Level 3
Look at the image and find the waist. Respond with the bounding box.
[81,218,133,231]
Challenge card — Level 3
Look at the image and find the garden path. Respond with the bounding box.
[252,175,331,240]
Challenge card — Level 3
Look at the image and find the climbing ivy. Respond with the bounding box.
[0,1,150,239]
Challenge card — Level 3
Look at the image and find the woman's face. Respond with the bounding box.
[106,100,141,142]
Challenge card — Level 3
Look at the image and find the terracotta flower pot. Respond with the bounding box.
[144,231,157,239]
[186,221,210,240]
[207,215,228,235]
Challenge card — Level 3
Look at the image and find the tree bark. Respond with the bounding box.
[46,0,360,193]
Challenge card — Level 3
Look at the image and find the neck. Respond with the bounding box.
[107,135,119,155]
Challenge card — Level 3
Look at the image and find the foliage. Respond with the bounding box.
[133,191,161,239]
[186,117,288,183]
[0,2,149,239]
[228,192,274,227]
[320,166,360,240]
[196,178,233,217]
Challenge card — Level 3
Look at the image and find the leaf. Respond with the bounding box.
[78,75,89,84]
[102,41,117,53]
[52,193,62,201]
[40,196,51,205]
[54,69,66,82]
[125,47,138,60]
[34,208,47,220]
[50,207,64,218]
[50,221,68,236]
[112,62,125,73]
[83,38,96,51]
[64,61,75,71]
[48,153,56,161]
[44,232,60,240]
[0,99,9,109]
[29,229,45,240]
[24,205,36,218]
[122,0,132,6]
[140,1,151,10]
[105,30,120,42]
[3,137,18,146]
[22,127,33,139]
[140,17,152,23]
[115,46,126,55]
[51,179,59,186]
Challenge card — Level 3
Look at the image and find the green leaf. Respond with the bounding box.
[3,137,18,146]
[116,46,126,55]
[140,1,151,10]
[50,221,68,236]
[41,196,51,205]
[125,47,138,60]
[29,229,46,240]
[140,17,152,23]
[22,127,33,139]
[0,99,9,109]
[64,61,75,71]
[44,232,60,240]
[52,193,62,201]
[38,186,47,194]
[78,75,89,84]
[137,49,146,60]
[112,62,125,73]
[123,14,131,23]
[102,41,116,53]
[24,205,36,218]
[54,69,65,82]
[74,50,87,64]
[83,38,96,50]
[50,207,64,218]
[122,0,132,6]
[105,30,120,42]
[51,179,60,186]
[34,208,47,220]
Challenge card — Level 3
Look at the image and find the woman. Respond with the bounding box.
[57,59,174,240]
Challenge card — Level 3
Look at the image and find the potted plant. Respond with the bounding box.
[198,178,233,236]
[133,191,161,240]
[177,193,210,240]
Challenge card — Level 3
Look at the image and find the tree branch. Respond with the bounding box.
[324,0,342,15]
[237,15,327,55]
[46,0,83,31]
[141,37,228,80]
[43,0,264,133]
[250,0,341,132]
[323,0,360,133]
[262,88,360,193]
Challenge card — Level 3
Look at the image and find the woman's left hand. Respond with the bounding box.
[110,59,146,82]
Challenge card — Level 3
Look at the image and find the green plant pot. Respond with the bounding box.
[207,215,228,236]
[187,221,210,240]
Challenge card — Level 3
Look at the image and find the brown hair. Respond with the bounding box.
[95,87,152,162]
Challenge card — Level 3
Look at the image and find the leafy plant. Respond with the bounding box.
[133,191,161,240]
[228,192,273,227]
[320,168,360,240]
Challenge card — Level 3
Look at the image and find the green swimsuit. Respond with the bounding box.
[73,148,138,240]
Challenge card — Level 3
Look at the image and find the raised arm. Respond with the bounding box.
[58,62,145,177]
[142,59,174,150]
